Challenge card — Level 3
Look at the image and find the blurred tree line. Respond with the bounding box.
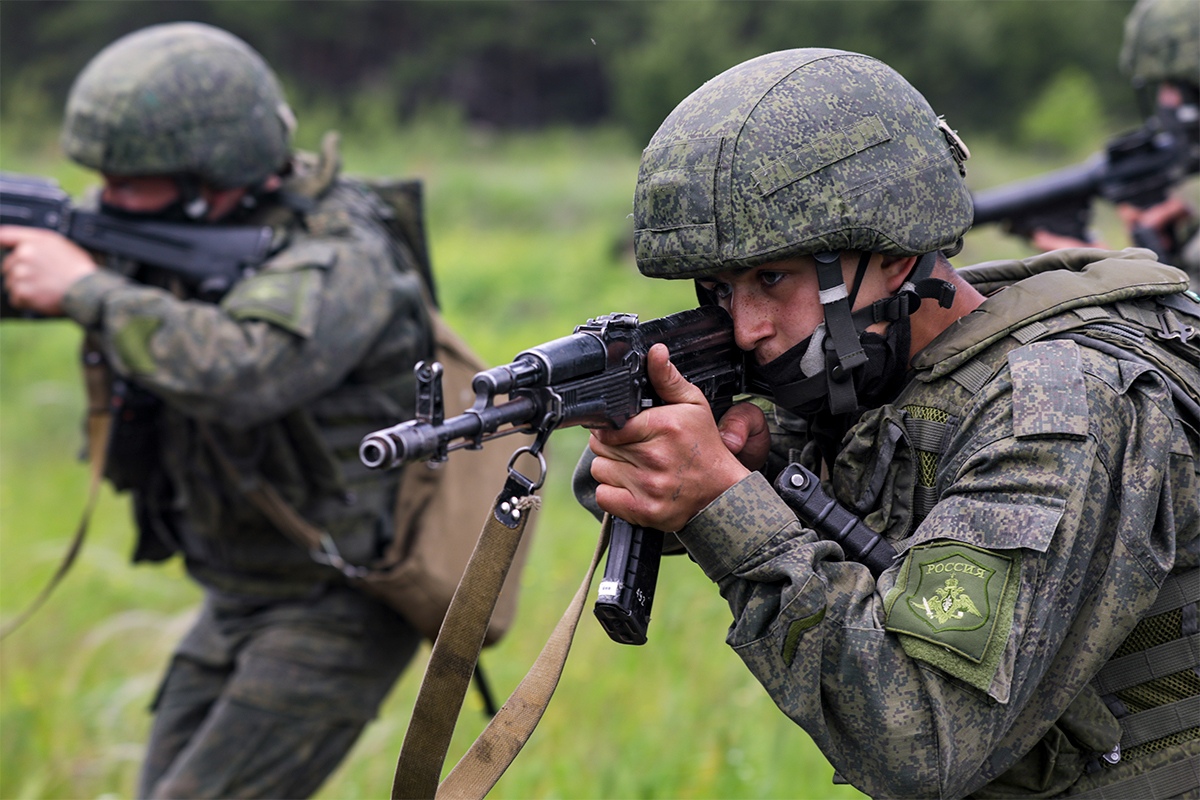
[2,0,1139,154]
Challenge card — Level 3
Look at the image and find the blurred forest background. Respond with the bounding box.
[0,1,1154,799]
[3,0,1140,157]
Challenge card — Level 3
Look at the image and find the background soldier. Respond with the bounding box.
[583,48,1200,797]
[1032,0,1200,287]
[0,23,432,798]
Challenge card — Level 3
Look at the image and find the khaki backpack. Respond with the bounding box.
[211,173,536,647]
[321,176,537,646]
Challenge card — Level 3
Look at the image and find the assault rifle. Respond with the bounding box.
[360,306,748,645]
[971,105,1200,259]
[359,305,908,645]
[0,172,274,316]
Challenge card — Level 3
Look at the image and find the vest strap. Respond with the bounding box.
[1118,695,1200,751]
[1146,568,1200,618]
[1068,755,1199,799]
[1092,633,1200,695]
[949,358,998,395]
[903,416,950,453]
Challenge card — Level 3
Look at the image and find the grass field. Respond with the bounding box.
[1,118,1117,799]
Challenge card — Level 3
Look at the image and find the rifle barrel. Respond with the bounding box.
[971,157,1102,226]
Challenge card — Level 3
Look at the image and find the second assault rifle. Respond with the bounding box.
[971,104,1200,260]
[359,305,902,646]
[1,172,274,315]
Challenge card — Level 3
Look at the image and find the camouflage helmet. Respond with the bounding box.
[633,49,972,280]
[1120,0,1200,87]
[61,22,295,188]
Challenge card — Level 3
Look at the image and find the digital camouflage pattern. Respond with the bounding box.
[633,49,973,280]
[138,585,420,798]
[63,141,433,596]
[61,22,294,188]
[674,248,1200,797]
[1120,0,1200,86]
[61,136,433,796]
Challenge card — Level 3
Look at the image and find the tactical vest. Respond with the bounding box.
[122,134,435,598]
[846,249,1199,797]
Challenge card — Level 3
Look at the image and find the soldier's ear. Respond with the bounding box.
[880,255,918,293]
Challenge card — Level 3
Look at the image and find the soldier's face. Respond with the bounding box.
[100,175,251,222]
[101,175,182,214]
[698,253,895,365]
[697,257,825,365]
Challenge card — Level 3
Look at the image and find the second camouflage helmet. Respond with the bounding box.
[633,49,973,280]
[61,22,295,188]
[1120,0,1200,87]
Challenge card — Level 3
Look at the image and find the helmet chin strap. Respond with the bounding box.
[809,250,955,414]
[850,250,956,331]
[813,250,877,414]
[175,175,210,220]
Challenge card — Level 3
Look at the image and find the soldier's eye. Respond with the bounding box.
[700,281,732,300]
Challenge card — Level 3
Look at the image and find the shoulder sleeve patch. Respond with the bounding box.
[884,541,1020,696]
[222,242,337,338]
[1008,339,1088,438]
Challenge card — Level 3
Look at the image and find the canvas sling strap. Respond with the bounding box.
[199,423,597,798]
[393,512,611,800]
[1,343,113,640]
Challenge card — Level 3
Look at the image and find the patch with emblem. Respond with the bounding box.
[884,542,1014,664]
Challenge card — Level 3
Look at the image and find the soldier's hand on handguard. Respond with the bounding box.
[1119,196,1195,255]
[589,342,769,533]
[1030,228,1105,252]
[0,226,98,316]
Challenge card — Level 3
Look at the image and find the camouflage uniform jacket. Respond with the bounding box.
[678,248,1200,797]
[61,149,433,598]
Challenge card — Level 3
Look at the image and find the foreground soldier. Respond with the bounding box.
[0,24,431,798]
[585,49,1199,797]
[1033,0,1200,287]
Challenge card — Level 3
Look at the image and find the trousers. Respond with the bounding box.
[138,584,422,799]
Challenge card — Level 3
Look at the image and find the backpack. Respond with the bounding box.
[203,162,536,647]
[352,177,537,646]
[214,171,536,647]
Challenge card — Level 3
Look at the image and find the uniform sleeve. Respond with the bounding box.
[62,223,423,428]
[677,339,1185,798]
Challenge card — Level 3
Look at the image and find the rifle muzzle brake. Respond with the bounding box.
[359,421,442,470]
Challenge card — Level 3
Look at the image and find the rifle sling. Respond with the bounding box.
[201,423,578,798]
[435,517,610,799]
[0,398,112,639]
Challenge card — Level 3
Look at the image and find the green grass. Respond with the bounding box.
[1,118,1108,799]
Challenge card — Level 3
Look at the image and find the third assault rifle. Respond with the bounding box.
[359,305,903,646]
[1,172,274,316]
[971,104,1200,259]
